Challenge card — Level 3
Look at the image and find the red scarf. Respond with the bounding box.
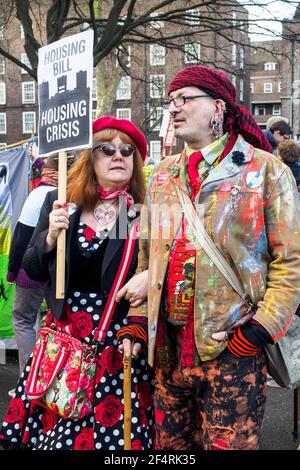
[38,168,58,187]
[96,183,134,207]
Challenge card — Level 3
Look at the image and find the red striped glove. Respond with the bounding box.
[116,316,148,348]
[227,319,273,358]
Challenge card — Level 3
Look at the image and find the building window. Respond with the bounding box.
[184,43,201,64]
[92,78,97,101]
[0,113,6,134]
[272,104,281,115]
[232,12,237,25]
[254,105,266,116]
[150,75,165,99]
[23,112,35,134]
[116,108,131,120]
[116,76,131,100]
[150,140,161,163]
[186,8,200,25]
[264,62,276,71]
[21,53,32,74]
[150,12,164,29]
[22,82,35,104]
[0,26,4,40]
[0,142,7,148]
[0,82,6,105]
[239,80,244,102]
[232,44,237,66]
[20,24,25,38]
[278,82,282,93]
[150,107,164,131]
[264,83,272,93]
[231,75,237,87]
[150,45,166,66]
[92,109,97,121]
[250,83,254,93]
[0,57,5,74]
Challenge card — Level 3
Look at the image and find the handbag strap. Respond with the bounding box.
[93,222,139,344]
[176,187,246,299]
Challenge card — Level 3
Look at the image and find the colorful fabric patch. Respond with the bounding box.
[246,171,263,189]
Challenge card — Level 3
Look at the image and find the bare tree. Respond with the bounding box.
[0,1,298,78]
[0,1,299,119]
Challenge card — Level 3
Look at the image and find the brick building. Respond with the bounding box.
[281,5,300,138]
[249,40,282,129]
[0,1,250,161]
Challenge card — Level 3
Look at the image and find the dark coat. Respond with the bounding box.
[22,190,139,320]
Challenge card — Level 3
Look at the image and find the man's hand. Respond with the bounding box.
[116,270,148,306]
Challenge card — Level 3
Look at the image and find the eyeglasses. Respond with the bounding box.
[92,143,136,158]
[161,94,209,109]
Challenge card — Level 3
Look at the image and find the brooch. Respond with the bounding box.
[232,151,246,166]
[128,207,138,219]
[230,186,240,211]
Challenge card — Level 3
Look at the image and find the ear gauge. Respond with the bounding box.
[211,117,222,139]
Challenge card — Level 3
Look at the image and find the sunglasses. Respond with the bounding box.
[92,143,136,158]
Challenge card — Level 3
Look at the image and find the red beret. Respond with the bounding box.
[92,116,147,161]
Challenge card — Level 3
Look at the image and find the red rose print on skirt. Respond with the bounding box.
[73,427,94,450]
[4,398,26,426]
[71,311,93,338]
[41,409,59,433]
[131,440,142,450]
[99,346,123,375]
[95,395,123,427]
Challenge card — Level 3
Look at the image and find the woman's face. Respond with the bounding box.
[92,135,134,190]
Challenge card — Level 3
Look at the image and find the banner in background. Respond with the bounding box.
[0,146,29,339]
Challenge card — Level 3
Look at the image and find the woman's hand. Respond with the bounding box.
[116,316,148,359]
[115,270,148,307]
[46,200,70,251]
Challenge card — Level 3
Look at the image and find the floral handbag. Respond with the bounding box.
[25,222,138,419]
[25,325,97,419]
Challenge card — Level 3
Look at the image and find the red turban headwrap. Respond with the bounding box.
[168,66,272,153]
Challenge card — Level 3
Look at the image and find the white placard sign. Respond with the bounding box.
[38,30,94,156]
[159,109,176,146]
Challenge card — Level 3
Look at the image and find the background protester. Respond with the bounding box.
[264,120,292,155]
[6,154,60,379]
[0,116,154,450]
[278,140,300,190]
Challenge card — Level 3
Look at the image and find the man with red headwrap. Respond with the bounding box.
[119,66,300,450]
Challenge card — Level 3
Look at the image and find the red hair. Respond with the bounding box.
[67,129,146,210]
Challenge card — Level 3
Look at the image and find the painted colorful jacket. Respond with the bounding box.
[129,135,300,366]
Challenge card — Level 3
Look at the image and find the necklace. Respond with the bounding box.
[94,200,118,226]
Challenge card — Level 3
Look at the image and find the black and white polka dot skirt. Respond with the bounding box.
[0,291,154,450]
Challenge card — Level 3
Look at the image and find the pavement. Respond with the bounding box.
[0,350,299,451]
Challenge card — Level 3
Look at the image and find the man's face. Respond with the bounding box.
[273,130,290,145]
[168,86,216,148]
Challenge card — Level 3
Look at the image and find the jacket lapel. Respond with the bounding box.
[202,135,254,188]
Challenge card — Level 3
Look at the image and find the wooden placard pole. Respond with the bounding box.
[123,353,132,450]
[56,150,67,299]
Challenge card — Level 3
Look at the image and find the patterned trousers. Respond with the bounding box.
[154,346,267,450]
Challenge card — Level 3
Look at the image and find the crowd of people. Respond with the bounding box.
[1,64,300,451]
